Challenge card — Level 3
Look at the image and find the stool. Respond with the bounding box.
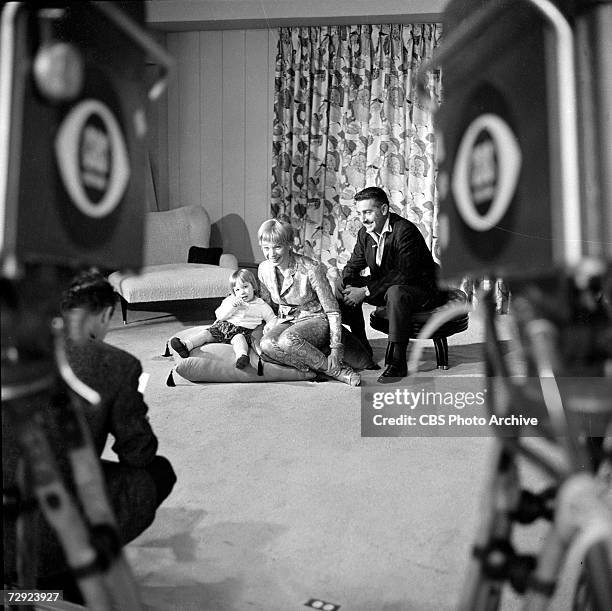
[369,288,469,370]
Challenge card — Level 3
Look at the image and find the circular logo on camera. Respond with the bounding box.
[55,99,130,218]
[451,113,521,231]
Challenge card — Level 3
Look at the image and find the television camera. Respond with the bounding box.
[418,0,612,608]
[1,2,172,608]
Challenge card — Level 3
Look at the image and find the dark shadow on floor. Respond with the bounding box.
[111,298,222,327]
[132,513,288,611]
[368,339,513,371]
[141,579,243,611]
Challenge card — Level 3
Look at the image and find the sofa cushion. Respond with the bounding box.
[109,263,233,303]
[188,246,223,265]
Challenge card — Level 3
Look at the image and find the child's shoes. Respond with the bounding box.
[235,354,250,369]
[170,337,190,358]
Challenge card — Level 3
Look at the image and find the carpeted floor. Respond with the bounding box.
[102,305,561,611]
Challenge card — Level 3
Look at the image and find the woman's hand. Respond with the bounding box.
[327,346,344,372]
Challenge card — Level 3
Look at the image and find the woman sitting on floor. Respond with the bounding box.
[257,218,360,386]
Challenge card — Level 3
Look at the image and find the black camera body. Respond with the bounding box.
[1,2,148,274]
[435,0,612,281]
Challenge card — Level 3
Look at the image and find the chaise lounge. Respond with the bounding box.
[108,205,238,323]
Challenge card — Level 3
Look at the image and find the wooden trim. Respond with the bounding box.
[146,0,448,31]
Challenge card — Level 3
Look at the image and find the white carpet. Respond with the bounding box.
[103,306,556,611]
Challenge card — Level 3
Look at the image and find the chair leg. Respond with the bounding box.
[433,337,449,370]
[119,295,128,324]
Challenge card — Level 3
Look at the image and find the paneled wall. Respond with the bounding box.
[161,29,278,265]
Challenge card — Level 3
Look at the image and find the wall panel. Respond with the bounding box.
[199,31,223,227]
[165,33,181,210]
[162,28,275,264]
[221,31,247,258]
[176,32,201,208]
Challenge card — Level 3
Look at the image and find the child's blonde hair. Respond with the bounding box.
[229,268,260,296]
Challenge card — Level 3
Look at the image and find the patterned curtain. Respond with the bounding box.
[271,24,442,270]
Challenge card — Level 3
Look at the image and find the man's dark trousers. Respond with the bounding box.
[341,281,438,345]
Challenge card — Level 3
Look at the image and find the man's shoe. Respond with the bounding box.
[377,364,407,383]
[170,337,190,358]
[365,360,381,370]
[377,341,408,383]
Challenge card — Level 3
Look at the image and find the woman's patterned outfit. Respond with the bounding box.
[258,253,343,373]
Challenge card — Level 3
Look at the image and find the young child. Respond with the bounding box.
[171,269,277,369]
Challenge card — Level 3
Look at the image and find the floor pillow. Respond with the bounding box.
[166,323,373,384]
[167,326,316,383]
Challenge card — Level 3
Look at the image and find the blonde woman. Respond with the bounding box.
[257,218,360,386]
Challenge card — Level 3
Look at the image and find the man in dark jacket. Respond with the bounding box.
[3,270,176,601]
[338,187,439,382]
